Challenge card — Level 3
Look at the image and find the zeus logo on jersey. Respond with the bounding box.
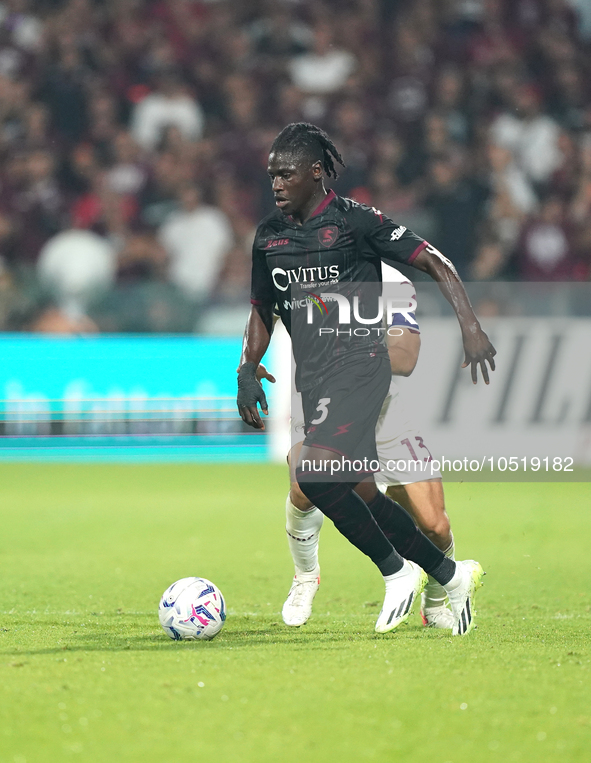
[390,225,407,241]
[272,265,340,291]
[265,238,290,249]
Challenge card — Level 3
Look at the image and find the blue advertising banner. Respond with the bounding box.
[0,335,268,462]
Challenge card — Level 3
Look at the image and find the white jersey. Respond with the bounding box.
[376,262,419,441]
[381,262,420,333]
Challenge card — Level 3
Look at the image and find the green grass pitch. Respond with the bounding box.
[1,464,590,763]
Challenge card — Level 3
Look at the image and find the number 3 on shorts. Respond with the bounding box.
[310,397,331,425]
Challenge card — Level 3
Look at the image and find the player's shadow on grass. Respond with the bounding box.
[0,622,433,656]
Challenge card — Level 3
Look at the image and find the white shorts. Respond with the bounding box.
[291,379,442,485]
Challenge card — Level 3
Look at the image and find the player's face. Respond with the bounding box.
[267,151,320,217]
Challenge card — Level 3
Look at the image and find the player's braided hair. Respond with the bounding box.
[271,122,346,179]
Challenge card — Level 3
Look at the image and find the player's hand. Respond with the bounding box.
[461,325,496,384]
[256,364,276,383]
[235,363,276,383]
[237,362,269,430]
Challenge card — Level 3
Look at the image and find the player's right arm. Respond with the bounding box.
[237,235,275,430]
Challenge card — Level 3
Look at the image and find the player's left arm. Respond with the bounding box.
[411,244,496,384]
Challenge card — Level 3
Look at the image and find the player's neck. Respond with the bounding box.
[292,187,328,226]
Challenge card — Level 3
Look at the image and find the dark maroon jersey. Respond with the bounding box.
[250,190,428,391]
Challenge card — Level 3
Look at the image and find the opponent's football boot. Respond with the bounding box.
[421,605,454,629]
[282,566,320,626]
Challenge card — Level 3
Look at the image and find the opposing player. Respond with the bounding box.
[237,123,495,635]
[281,265,456,628]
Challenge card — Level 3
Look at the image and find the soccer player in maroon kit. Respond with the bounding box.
[238,123,496,635]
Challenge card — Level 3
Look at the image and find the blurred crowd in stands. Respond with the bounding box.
[0,0,590,333]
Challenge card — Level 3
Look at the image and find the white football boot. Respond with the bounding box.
[445,560,484,636]
[375,560,428,634]
[282,566,320,626]
[421,604,454,629]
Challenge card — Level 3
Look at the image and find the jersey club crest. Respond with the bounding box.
[318,225,339,248]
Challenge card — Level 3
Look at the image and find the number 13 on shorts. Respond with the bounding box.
[401,435,433,462]
[310,398,331,425]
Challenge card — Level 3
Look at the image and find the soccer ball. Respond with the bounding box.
[159,577,226,641]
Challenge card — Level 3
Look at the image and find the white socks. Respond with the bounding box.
[285,494,323,575]
[423,536,455,609]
